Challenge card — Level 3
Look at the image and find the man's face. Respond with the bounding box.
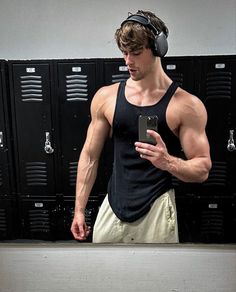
[122,47,156,81]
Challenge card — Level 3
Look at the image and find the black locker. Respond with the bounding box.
[193,196,236,243]
[198,56,236,195]
[0,61,14,197]
[0,198,18,239]
[103,58,130,85]
[192,56,236,243]
[55,60,99,197]
[0,61,17,239]
[19,198,58,240]
[9,61,57,198]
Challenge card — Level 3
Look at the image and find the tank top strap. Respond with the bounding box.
[160,81,179,106]
[117,81,126,102]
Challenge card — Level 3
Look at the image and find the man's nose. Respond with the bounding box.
[125,54,134,66]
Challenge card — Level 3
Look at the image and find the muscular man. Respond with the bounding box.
[71,10,211,243]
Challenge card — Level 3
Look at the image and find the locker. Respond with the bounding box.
[0,61,17,240]
[0,197,18,239]
[197,56,236,195]
[103,58,130,85]
[54,60,99,197]
[19,198,57,240]
[8,61,57,198]
[0,60,15,198]
[176,194,197,243]
[193,196,236,243]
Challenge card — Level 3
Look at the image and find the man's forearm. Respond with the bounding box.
[165,155,211,183]
[74,152,99,214]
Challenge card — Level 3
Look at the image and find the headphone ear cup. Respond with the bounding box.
[153,32,168,57]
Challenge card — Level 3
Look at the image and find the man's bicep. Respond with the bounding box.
[179,124,210,161]
[83,116,110,159]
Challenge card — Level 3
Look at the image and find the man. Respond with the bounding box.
[71,10,211,243]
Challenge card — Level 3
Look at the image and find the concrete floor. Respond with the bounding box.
[0,242,236,292]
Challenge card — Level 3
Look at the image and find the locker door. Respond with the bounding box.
[9,62,56,198]
[0,61,12,197]
[198,56,236,195]
[194,56,236,243]
[56,61,98,197]
[103,58,130,85]
[0,61,17,239]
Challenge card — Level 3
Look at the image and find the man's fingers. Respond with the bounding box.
[146,130,164,145]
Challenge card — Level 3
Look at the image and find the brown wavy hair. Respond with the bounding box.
[115,10,168,53]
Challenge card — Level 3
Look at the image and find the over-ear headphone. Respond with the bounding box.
[121,13,168,57]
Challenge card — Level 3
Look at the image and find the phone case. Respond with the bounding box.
[138,115,158,145]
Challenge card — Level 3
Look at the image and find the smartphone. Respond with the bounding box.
[138,115,158,145]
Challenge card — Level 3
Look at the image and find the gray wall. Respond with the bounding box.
[0,0,235,60]
[0,243,236,292]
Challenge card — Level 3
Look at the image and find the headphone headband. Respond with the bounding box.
[121,14,158,35]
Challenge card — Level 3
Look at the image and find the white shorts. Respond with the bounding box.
[93,189,179,243]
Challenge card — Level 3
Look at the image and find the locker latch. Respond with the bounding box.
[227,130,236,152]
[0,132,3,148]
[44,132,54,154]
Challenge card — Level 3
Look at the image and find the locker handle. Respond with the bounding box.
[0,131,3,148]
[44,132,54,154]
[227,130,236,152]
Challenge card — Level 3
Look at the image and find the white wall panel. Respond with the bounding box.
[0,0,235,59]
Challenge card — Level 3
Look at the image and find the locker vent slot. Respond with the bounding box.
[69,162,77,186]
[0,167,2,186]
[112,74,130,83]
[66,74,88,101]
[25,162,48,186]
[29,209,50,232]
[206,72,232,100]
[166,72,184,87]
[201,210,224,236]
[203,161,227,187]
[0,209,7,232]
[20,75,43,102]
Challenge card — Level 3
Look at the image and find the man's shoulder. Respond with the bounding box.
[96,82,120,99]
[90,82,121,122]
[175,87,205,108]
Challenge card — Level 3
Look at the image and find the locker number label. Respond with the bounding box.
[35,202,44,208]
[72,67,82,72]
[215,63,225,69]
[26,67,36,73]
[119,66,128,72]
[166,64,176,70]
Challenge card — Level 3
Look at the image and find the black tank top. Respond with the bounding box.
[107,81,181,222]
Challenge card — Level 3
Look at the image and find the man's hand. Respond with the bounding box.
[71,211,91,241]
[135,129,171,171]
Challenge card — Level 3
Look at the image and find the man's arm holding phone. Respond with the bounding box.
[135,94,211,183]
